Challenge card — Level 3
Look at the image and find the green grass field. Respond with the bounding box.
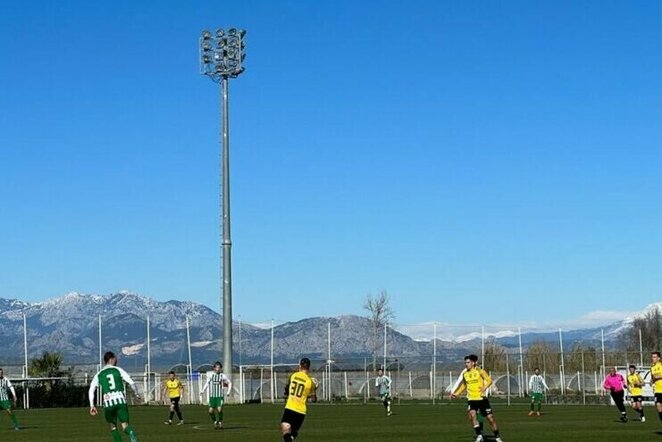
[2,402,659,441]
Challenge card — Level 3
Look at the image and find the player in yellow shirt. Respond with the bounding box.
[627,364,645,422]
[451,354,503,442]
[280,357,317,442]
[650,351,662,423]
[163,371,184,425]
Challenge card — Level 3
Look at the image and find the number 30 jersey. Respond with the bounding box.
[284,371,316,415]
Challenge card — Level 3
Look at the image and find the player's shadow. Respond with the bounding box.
[654,430,662,436]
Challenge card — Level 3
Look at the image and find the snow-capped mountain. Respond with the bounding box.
[0,292,652,370]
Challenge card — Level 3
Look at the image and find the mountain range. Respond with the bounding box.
[0,291,647,371]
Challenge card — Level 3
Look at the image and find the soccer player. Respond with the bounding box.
[0,368,20,430]
[281,357,317,442]
[650,351,662,423]
[375,368,393,415]
[627,364,645,422]
[163,371,184,425]
[200,361,232,429]
[528,368,549,416]
[88,351,140,442]
[451,354,503,442]
[603,366,628,422]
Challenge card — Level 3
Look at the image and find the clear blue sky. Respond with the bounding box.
[1,0,660,327]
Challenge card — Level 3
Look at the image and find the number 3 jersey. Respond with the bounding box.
[285,371,316,415]
[88,365,138,407]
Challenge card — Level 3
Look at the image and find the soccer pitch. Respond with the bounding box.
[2,403,658,441]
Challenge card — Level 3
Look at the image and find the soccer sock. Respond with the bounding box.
[494,429,500,437]
[10,413,19,427]
[473,425,482,436]
[176,409,183,420]
[537,402,542,412]
[219,410,224,422]
[530,401,534,411]
[638,408,644,417]
[124,426,136,437]
[658,411,662,421]
[169,411,174,420]
[110,429,122,442]
[283,433,293,442]
[209,412,217,422]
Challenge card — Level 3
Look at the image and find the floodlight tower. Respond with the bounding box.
[200,28,246,378]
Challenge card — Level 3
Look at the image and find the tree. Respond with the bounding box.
[363,291,395,371]
[483,339,507,372]
[620,306,662,354]
[29,351,71,391]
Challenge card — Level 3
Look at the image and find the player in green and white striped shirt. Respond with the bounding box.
[200,361,232,429]
[528,368,549,416]
[88,352,140,442]
[0,368,21,430]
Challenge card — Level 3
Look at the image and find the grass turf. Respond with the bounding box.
[1,402,658,441]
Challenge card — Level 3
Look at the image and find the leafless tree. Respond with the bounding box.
[363,291,395,371]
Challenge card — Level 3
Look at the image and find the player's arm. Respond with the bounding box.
[88,374,99,414]
[179,380,184,396]
[117,367,141,397]
[542,377,549,391]
[6,379,17,404]
[200,373,211,394]
[283,373,293,397]
[450,370,466,398]
[224,375,233,396]
[309,377,318,402]
[479,369,493,393]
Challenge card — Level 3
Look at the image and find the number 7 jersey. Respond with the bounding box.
[285,371,316,415]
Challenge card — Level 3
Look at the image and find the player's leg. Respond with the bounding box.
[117,406,137,442]
[529,395,535,415]
[4,403,20,429]
[208,399,218,427]
[105,407,123,442]
[217,404,224,428]
[536,394,543,415]
[483,400,502,441]
[281,422,294,442]
[655,394,662,422]
[612,391,627,421]
[467,407,482,439]
[165,398,174,424]
[174,397,183,423]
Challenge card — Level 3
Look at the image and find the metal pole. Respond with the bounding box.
[98,315,103,367]
[639,328,644,367]
[558,328,564,394]
[383,322,387,370]
[186,316,193,404]
[270,319,274,403]
[238,315,242,367]
[328,321,332,402]
[220,75,234,379]
[147,315,151,403]
[433,324,437,404]
[518,327,524,397]
[481,326,485,364]
[601,329,606,383]
[23,313,29,409]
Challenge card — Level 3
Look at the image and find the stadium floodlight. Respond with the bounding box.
[199,28,247,379]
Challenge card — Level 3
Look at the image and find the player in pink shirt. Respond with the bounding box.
[603,367,628,422]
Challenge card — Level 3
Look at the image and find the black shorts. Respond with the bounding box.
[467,399,493,417]
[170,397,180,407]
[630,395,643,403]
[655,393,662,404]
[281,408,306,433]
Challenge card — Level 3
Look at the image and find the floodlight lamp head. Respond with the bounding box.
[238,29,246,38]
[228,28,237,36]
[216,28,225,38]
[201,30,212,40]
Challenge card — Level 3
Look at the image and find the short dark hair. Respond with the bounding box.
[534,367,540,371]
[214,361,222,368]
[629,364,636,369]
[300,357,311,368]
[653,351,661,358]
[168,370,176,375]
[103,351,116,363]
[465,354,478,362]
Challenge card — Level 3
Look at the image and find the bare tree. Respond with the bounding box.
[620,306,662,354]
[363,291,395,370]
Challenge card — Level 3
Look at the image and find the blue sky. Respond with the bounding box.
[1,0,661,328]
